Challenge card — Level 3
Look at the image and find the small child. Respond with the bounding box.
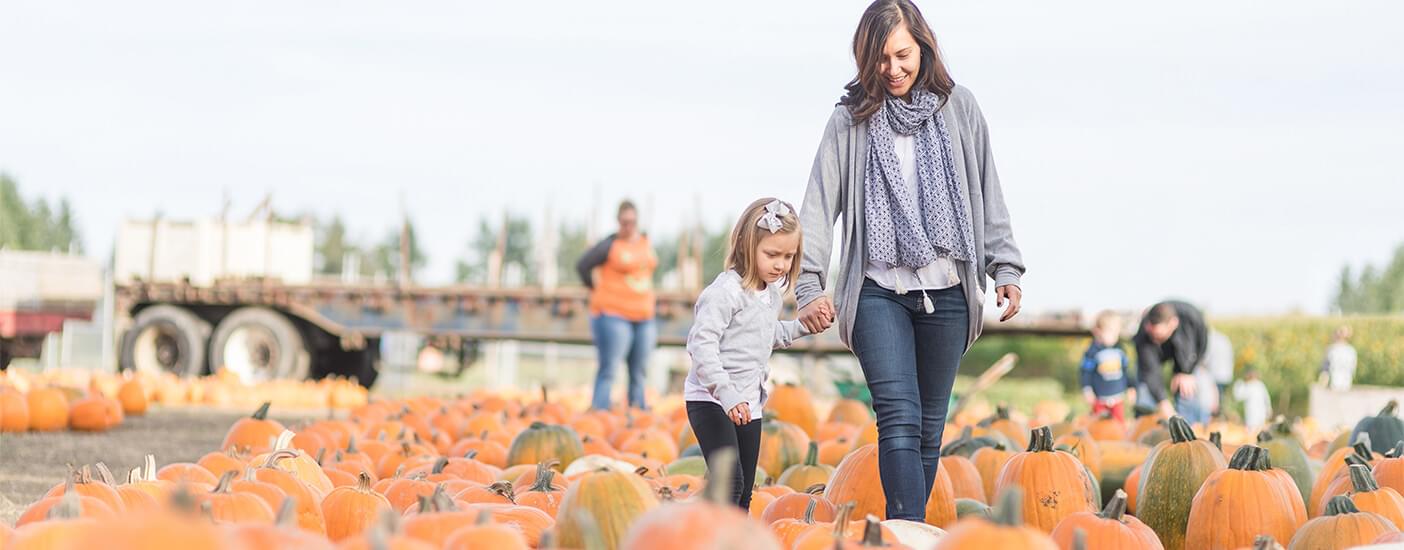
[684,198,810,510]
[1081,311,1136,421]
[1233,367,1272,430]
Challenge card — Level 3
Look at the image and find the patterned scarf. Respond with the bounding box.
[864,89,976,269]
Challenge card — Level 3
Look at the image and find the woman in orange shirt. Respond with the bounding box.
[576,200,658,410]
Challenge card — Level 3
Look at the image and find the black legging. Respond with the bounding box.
[686,401,762,510]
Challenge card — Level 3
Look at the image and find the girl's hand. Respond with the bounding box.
[728,403,751,425]
[996,285,1022,321]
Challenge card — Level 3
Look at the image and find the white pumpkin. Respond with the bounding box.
[563,454,638,477]
[882,519,947,550]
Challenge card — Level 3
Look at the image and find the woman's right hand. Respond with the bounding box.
[798,296,836,334]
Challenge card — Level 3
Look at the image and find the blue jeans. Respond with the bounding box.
[589,314,656,410]
[850,279,968,521]
[1176,394,1209,425]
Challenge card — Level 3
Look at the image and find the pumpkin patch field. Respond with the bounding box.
[5,369,1404,550]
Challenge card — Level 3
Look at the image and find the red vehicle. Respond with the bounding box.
[0,251,102,369]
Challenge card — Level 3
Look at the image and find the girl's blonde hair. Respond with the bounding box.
[726,198,803,292]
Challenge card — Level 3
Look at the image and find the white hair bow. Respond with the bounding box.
[756,200,790,234]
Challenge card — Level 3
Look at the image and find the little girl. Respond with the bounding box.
[684,197,816,510]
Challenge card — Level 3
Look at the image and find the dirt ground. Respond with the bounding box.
[0,406,329,527]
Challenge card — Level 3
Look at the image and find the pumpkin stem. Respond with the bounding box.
[94,462,117,486]
[1349,464,1380,493]
[1353,432,1373,455]
[1382,400,1399,417]
[1100,489,1128,521]
[992,487,1025,527]
[996,405,1010,420]
[212,470,237,494]
[805,483,826,495]
[529,463,559,493]
[274,498,297,527]
[431,457,450,475]
[1325,495,1361,516]
[144,454,158,482]
[474,508,494,526]
[802,497,818,524]
[831,501,856,536]
[860,515,883,545]
[356,471,374,492]
[1209,432,1222,451]
[634,466,650,477]
[251,401,272,420]
[488,481,516,503]
[48,487,84,520]
[804,441,820,467]
[127,467,142,485]
[529,421,547,430]
[1256,430,1274,443]
[1027,426,1054,452]
[264,449,300,469]
[656,487,675,501]
[704,447,738,505]
[1252,535,1284,550]
[315,447,327,466]
[1071,528,1088,550]
[272,430,296,452]
[1344,454,1370,471]
[347,436,360,454]
[1167,416,1197,443]
[541,384,549,404]
[1394,442,1404,459]
[1229,445,1272,471]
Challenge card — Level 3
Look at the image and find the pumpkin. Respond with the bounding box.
[507,421,585,468]
[337,508,437,550]
[940,447,987,504]
[1374,442,1404,497]
[983,406,1029,450]
[157,462,219,486]
[619,428,681,464]
[825,443,887,520]
[19,479,117,526]
[199,471,276,523]
[619,449,783,550]
[1135,416,1227,550]
[69,395,123,431]
[993,426,1098,533]
[1354,401,1404,454]
[1256,424,1314,508]
[26,386,70,431]
[231,467,289,515]
[123,455,174,502]
[221,401,286,453]
[1086,412,1127,441]
[1185,445,1304,549]
[763,484,836,525]
[555,467,660,549]
[456,481,517,506]
[1097,441,1150,504]
[1050,489,1160,549]
[1318,455,1375,515]
[778,442,835,492]
[1055,431,1102,482]
[322,472,391,541]
[401,487,487,547]
[0,387,29,432]
[443,509,531,550]
[250,432,335,495]
[515,461,567,517]
[934,487,1059,549]
[9,490,100,549]
[771,498,827,549]
[42,466,125,514]
[770,383,819,438]
[955,498,992,520]
[116,377,148,416]
[1341,463,1404,529]
[820,437,855,467]
[1288,496,1401,550]
[198,449,251,479]
[971,441,1015,502]
[1311,440,1380,516]
[759,420,812,479]
[1123,465,1146,515]
[827,398,873,426]
[382,474,438,513]
[93,464,160,513]
[254,459,328,534]
[231,500,337,550]
[924,461,959,528]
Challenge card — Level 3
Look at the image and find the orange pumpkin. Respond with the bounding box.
[1185,445,1303,549]
[618,456,783,550]
[26,386,70,431]
[933,487,1059,549]
[199,471,276,524]
[940,452,987,504]
[382,474,438,513]
[827,398,873,427]
[971,442,1015,505]
[769,383,819,438]
[924,460,959,528]
[1124,464,1144,514]
[198,449,251,479]
[0,387,30,432]
[762,484,836,525]
[230,500,336,550]
[322,472,392,541]
[42,466,125,514]
[825,443,886,520]
[68,395,123,431]
[18,481,117,527]
[1051,489,1159,549]
[770,497,828,549]
[759,421,813,486]
[1310,439,1382,516]
[116,377,148,416]
[994,426,1098,533]
[819,437,854,467]
[157,462,219,487]
[514,461,567,517]
[221,401,286,453]
[443,509,530,550]
[254,460,329,535]
[1339,463,1404,529]
[401,486,486,547]
[1288,495,1400,550]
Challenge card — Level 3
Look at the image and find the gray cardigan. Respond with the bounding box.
[795,85,1026,351]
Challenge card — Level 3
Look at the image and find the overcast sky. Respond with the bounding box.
[2,1,1400,316]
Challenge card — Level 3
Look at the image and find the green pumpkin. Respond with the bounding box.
[1256,422,1314,508]
[507,421,584,468]
[665,455,708,477]
[954,497,992,520]
[1137,416,1228,550]
[1352,400,1404,453]
[942,425,1017,459]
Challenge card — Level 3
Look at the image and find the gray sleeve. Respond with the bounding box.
[575,236,614,289]
[962,90,1026,289]
[796,108,849,309]
[772,319,809,350]
[685,285,745,411]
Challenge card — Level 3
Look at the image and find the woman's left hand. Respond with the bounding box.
[996,285,1022,321]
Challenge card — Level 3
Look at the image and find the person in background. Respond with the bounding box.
[1134,300,1210,423]
[577,200,658,410]
[1232,367,1272,430]
[1080,311,1135,421]
[1320,325,1358,390]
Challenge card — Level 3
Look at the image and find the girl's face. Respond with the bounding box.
[879,24,921,98]
[754,231,800,285]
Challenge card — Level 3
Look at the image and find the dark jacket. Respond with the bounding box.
[574,234,617,289]
[1133,300,1208,403]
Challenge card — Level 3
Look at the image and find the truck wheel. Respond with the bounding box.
[121,305,211,377]
[208,307,309,382]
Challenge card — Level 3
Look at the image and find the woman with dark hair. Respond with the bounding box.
[576,200,658,410]
[795,0,1026,520]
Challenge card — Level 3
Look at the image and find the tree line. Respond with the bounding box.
[0,174,83,253]
[1335,243,1404,314]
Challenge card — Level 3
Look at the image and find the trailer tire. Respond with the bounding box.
[120,305,211,377]
[208,307,310,382]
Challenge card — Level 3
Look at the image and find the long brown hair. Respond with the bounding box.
[726,198,802,292]
[840,0,955,123]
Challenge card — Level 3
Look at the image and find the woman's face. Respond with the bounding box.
[617,209,638,239]
[879,24,921,98]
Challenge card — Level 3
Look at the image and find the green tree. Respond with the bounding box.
[555,222,589,286]
[1335,244,1404,314]
[456,213,533,284]
[373,220,427,281]
[315,215,353,275]
[0,173,82,252]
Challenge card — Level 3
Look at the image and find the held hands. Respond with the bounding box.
[996,285,1022,322]
[798,296,836,334]
[727,403,751,426]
